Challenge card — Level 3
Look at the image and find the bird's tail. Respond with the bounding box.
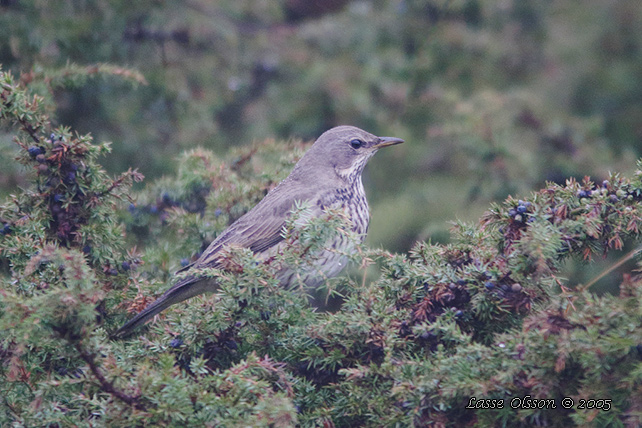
[113,276,216,339]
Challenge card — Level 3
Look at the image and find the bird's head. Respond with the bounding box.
[294,125,404,182]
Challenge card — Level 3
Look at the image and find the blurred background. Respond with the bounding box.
[1,0,640,267]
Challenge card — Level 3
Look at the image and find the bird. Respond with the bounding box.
[115,126,403,337]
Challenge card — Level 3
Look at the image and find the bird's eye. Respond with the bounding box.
[350,139,364,149]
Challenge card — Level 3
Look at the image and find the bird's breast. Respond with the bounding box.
[320,180,370,237]
[274,180,370,289]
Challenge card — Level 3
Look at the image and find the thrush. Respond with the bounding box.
[115,125,403,337]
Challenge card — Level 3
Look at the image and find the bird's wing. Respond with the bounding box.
[192,182,321,269]
[113,182,322,338]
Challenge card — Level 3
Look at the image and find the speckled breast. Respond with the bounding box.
[276,179,370,289]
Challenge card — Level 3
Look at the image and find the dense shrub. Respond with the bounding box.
[2,66,642,427]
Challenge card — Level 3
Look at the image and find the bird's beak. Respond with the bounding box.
[373,136,404,149]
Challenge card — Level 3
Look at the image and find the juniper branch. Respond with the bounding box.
[72,341,145,410]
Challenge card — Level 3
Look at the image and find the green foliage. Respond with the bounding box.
[2,65,642,427]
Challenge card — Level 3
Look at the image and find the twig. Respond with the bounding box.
[1,85,44,144]
[16,114,42,144]
[73,341,144,410]
[96,169,144,198]
[579,246,642,291]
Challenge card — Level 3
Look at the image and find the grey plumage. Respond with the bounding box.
[114,125,403,337]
